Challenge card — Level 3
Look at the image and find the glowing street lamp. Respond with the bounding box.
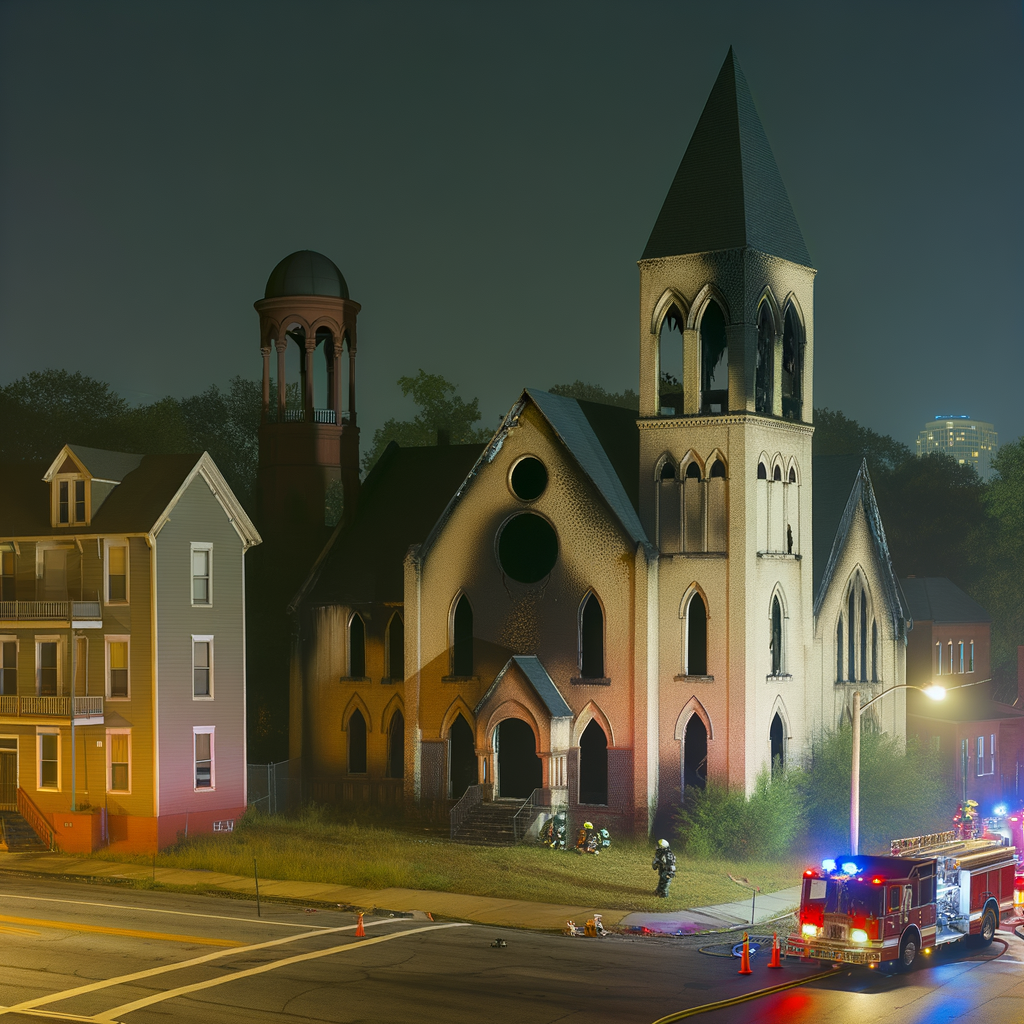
[850,683,945,855]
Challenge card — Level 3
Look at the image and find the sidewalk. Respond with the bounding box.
[0,850,800,934]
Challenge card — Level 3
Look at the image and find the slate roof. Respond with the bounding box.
[812,456,908,637]
[476,656,572,719]
[301,442,486,607]
[642,48,812,267]
[899,577,991,625]
[0,453,202,537]
[526,390,646,546]
[65,446,144,482]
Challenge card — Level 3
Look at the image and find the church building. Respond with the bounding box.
[267,50,909,834]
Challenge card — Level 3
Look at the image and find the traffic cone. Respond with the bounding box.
[767,932,782,969]
[355,912,365,938]
[738,932,753,975]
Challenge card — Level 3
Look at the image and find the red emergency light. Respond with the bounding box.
[872,877,884,885]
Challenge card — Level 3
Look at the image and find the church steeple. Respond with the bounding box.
[643,48,810,267]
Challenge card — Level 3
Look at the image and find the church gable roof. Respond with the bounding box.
[299,441,485,607]
[642,48,811,267]
[475,656,571,720]
[813,456,908,638]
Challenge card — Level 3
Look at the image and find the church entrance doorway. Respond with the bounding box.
[770,713,785,774]
[683,715,707,791]
[496,718,541,798]
[578,720,608,804]
[448,714,477,799]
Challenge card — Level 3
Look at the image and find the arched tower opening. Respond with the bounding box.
[578,719,608,805]
[683,715,708,791]
[659,303,685,416]
[699,300,728,414]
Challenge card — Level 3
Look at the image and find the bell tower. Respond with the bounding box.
[255,250,362,544]
[640,50,817,795]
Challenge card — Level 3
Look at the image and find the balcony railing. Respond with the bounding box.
[0,598,101,622]
[0,695,103,718]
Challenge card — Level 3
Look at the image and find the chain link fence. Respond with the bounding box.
[247,757,301,816]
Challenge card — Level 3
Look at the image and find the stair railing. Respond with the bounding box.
[16,787,58,852]
[449,784,483,839]
[511,788,550,842]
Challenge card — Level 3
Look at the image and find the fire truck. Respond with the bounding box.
[786,830,1022,970]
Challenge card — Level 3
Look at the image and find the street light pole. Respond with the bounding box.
[849,682,949,855]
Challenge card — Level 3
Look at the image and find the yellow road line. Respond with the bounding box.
[0,913,242,948]
[650,968,843,1023]
[0,918,399,1016]
[0,924,41,937]
[96,923,470,1022]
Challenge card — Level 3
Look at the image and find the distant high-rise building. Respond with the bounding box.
[916,416,998,479]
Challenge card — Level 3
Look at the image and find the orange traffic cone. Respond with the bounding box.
[767,932,782,969]
[738,932,753,975]
[355,912,365,938]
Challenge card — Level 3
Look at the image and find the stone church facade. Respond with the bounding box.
[268,51,909,834]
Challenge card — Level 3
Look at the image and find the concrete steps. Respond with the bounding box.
[452,800,532,846]
[0,811,49,852]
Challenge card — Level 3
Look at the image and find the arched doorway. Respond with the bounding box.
[578,719,608,805]
[770,713,785,774]
[683,715,707,791]
[496,718,542,798]
[448,714,476,799]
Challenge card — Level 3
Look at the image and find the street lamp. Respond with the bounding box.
[850,683,946,855]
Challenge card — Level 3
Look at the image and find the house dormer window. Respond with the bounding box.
[55,476,87,526]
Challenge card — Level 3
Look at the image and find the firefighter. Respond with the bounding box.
[540,811,567,850]
[652,839,676,897]
[576,821,598,854]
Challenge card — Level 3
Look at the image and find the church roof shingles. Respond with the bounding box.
[642,48,812,267]
[899,577,991,625]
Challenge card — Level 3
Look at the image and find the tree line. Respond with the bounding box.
[3,369,1022,695]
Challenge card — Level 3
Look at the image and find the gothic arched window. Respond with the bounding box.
[708,459,727,552]
[782,305,803,420]
[386,613,404,682]
[756,303,774,414]
[685,592,708,676]
[348,614,365,678]
[699,300,728,413]
[387,710,404,778]
[452,595,473,677]
[770,595,784,675]
[683,461,704,552]
[658,459,680,552]
[871,620,878,682]
[580,593,604,679]
[347,708,367,774]
[836,620,844,682]
[659,303,685,415]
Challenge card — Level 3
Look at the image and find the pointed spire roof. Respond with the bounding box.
[642,48,811,267]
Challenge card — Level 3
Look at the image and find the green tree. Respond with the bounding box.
[803,727,952,855]
[813,407,912,476]
[548,379,640,411]
[361,370,493,472]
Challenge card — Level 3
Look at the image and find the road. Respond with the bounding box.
[0,876,1021,1023]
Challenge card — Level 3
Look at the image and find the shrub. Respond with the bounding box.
[674,766,804,860]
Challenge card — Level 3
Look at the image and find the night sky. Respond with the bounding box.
[2,2,1022,452]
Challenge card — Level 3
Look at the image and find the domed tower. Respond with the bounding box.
[254,250,362,541]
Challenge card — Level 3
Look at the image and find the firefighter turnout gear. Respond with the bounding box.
[653,841,676,897]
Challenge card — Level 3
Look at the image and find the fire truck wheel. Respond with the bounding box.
[896,933,918,972]
[977,907,997,947]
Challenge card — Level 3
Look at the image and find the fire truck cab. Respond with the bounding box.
[787,831,1018,970]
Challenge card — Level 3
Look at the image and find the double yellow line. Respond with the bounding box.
[0,913,241,948]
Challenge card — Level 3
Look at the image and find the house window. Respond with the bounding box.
[348,615,365,678]
[55,477,87,526]
[194,728,214,789]
[106,637,129,699]
[1,550,14,601]
[936,641,942,675]
[579,593,604,679]
[948,641,954,675]
[871,621,878,682]
[58,481,69,524]
[386,613,404,682]
[0,638,15,696]
[969,641,975,673]
[990,733,996,775]
[836,621,843,682]
[191,545,212,606]
[37,640,59,697]
[958,641,964,674]
[107,731,130,792]
[106,543,128,603]
[976,735,985,776]
[38,732,59,789]
[192,637,213,699]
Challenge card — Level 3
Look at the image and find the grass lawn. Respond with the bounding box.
[88,809,803,912]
